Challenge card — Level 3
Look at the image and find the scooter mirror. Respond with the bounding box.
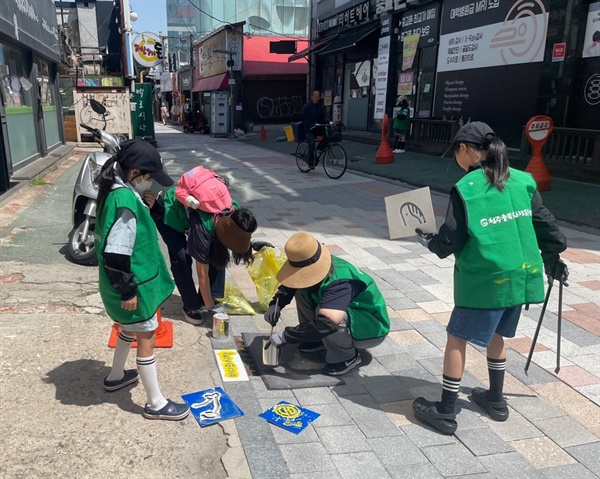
[90,98,107,115]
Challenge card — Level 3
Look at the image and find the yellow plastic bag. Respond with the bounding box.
[247,247,287,312]
[217,281,256,315]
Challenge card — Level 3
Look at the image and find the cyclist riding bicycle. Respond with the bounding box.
[302,90,329,170]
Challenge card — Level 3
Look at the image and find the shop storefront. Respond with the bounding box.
[314,2,380,131]
[308,0,600,154]
[242,35,308,127]
[0,0,63,193]
[179,67,193,121]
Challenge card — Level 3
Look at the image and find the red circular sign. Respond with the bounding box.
[525,115,554,148]
[172,91,179,98]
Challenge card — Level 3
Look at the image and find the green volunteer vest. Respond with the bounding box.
[163,187,239,238]
[301,256,390,341]
[454,167,544,309]
[95,187,175,324]
[393,107,410,131]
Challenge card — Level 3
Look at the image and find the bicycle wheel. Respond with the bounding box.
[322,144,347,179]
[295,141,311,173]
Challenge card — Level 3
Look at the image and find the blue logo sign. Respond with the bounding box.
[182,387,244,427]
[259,401,320,434]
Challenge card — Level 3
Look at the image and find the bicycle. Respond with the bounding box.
[295,124,348,179]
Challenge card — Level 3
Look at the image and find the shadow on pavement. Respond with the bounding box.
[44,359,142,415]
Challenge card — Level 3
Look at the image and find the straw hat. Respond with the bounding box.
[276,232,332,289]
[396,96,407,106]
[215,216,253,254]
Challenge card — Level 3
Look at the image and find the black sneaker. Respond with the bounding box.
[142,399,190,421]
[103,369,140,392]
[298,342,327,353]
[323,353,362,376]
[183,307,205,325]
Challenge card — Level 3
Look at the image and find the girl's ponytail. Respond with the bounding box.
[96,156,118,208]
[482,135,510,191]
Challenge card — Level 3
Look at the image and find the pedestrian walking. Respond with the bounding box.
[392,96,410,153]
[143,168,269,325]
[411,122,568,435]
[95,139,190,421]
[160,103,169,125]
[265,232,390,376]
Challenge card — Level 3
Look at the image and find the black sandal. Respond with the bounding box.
[412,397,457,435]
[470,387,509,422]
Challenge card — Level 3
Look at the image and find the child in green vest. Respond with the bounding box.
[95,139,189,421]
[264,232,390,376]
[412,122,568,435]
[145,182,268,325]
[392,97,410,153]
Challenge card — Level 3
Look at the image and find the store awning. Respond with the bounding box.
[318,24,378,56]
[244,36,308,76]
[288,35,338,62]
[191,73,230,92]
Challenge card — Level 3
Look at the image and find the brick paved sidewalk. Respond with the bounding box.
[155,127,600,479]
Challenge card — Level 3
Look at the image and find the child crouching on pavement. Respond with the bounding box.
[265,232,390,376]
[412,122,568,435]
[95,139,189,421]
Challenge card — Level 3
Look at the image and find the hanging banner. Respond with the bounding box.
[402,34,420,71]
[583,2,600,58]
[433,0,550,148]
[259,401,320,435]
[130,83,155,141]
[399,4,440,48]
[374,36,391,119]
[397,72,414,96]
[182,387,244,427]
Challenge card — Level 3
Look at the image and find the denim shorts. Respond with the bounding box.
[118,313,158,333]
[446,306,522,348]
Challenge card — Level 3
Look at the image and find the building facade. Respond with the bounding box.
[307,0,600,151]
[0,0,64,193]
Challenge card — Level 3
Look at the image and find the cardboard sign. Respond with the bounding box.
[182,387,244,427]
[385,187,437,239]
[214,349,249,382]
[259,401,320,434]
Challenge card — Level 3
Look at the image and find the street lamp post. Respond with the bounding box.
[213,48,235,137]
[120,0,138,78]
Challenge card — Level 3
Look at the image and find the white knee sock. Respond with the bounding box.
[136,355,168,410]
[106,331,135,381]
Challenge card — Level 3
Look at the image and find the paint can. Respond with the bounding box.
[262,338,280,367]
[212,313,230,339]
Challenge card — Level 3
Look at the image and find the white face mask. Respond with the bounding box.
[132,176,153,195]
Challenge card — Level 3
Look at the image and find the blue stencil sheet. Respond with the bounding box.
[259,401,320,434]
[182,387,244,427]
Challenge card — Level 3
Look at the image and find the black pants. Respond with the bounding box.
[306,130,329,166]
[153,217,225,310]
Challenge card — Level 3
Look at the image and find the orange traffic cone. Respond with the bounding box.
[108,309,174,348]
[260,124,268,141]
[376,114,394,164]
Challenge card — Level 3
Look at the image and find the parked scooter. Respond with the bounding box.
[67,99,126,265]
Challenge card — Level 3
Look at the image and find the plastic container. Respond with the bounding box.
[284,125,294,142]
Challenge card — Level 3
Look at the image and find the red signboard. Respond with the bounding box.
[552,43,566,62]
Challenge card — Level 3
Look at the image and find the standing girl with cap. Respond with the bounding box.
[412,122,568,435]
[264,232,390,376]
[94,139,189,421]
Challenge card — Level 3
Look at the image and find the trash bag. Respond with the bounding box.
[247,247,287,312]
[217,281,256,315]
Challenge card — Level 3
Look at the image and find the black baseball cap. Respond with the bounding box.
[440,121,496,159]
[117,139,174,186]
[452,121,495,148]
